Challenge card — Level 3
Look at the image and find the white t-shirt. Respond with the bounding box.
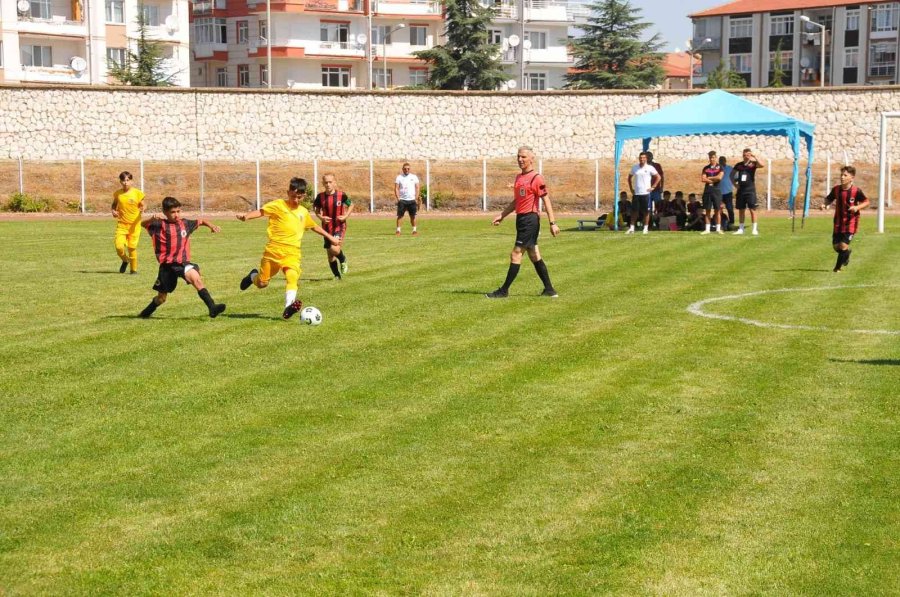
[395,173,420,201]
[630,164,658,195]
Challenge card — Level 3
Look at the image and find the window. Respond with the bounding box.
[141,4,160,26]
[770,15,794,36]
[322,66,350,87]
[372,25,394,45]
[730,17,752,38]
[106,47,127,67]
[216,67,227,86]
[871,3,899,32]
[410,25,427,46]
[237,64,249,86]
[374,68,393,88]
[525,30,547,50]
[195,17,227,43]
[321,22,350,48]
[30,0,51,19]
[237,20,249,44]
[106,0,124,23]
[769,50,793,72]
[259,20,267,41]
[524,72,546,90]
[730,53,752,73]
[870,42,896,76]
[21,45,52,67]
[489,29,502,45]
[409,68,427,86]
[846,8,859,31]
[260,64,268,86]
[845,47,859,68]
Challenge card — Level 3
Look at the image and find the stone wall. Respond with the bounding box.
[1,84,900,163]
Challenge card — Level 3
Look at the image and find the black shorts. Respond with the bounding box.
[736,190,758,210]
[515,212,540,248]
[631,194,651,219]
[832,232,854,245]
[153,262,198,293]
[324,229,344,249]
[702,187,723,211]
[397,200,418,218]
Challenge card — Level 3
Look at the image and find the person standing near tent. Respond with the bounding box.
[718,155,735,231]
[647,151,665,218]
[626,151,660,235]
[731,148,763,235]
[700,150,725,235]
[823,165,869,273]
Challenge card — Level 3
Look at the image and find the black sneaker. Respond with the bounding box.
[540,288,559,298]
[282,299,303,319]
[240,268,258,291]
[119,261,128,273]
[209,304,226,318]
[485,289,508,299]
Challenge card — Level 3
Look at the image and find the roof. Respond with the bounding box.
[690,0,890,18]
[662,52,693,78]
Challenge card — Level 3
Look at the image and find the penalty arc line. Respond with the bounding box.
[686,285,900,336]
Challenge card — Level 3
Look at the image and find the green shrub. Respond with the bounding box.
[4,192,54,213]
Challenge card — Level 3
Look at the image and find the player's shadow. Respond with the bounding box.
[222,313,281,320]
[829,358,900,366]
[300,276,333,283]
[78,270,124,275]
[450,289,496,295]
[772,268,832,272]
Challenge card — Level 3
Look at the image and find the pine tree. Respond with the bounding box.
[108,5,177,86]
[565,0,663,89]
[413,0,509,90]
[769,41,787,88]
[705,62,748,89]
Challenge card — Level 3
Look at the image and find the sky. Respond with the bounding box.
[617,0,723,52]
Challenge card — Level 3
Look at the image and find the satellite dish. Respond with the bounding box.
[356,33,367,45]
[800,57,810,68]
[507,79,517,89]
[523,39,532,50]
[508,34,520,47]
[17,0,31,13]
[70,56,87,73]
[164,15,178,33]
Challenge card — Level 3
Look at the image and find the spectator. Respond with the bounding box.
[684,193,704,231]
[718,155,735,230]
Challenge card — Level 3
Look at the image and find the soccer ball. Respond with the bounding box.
[300,306,323,326]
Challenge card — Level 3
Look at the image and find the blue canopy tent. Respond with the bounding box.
[613,90,815,229]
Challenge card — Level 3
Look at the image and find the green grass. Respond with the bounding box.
[0,215,898,595]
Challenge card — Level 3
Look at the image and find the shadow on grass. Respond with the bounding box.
[222,313,282,321]
[77,270,126,275]
[829,358,900,366]
[772,268,833,273]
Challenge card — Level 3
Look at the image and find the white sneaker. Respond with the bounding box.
[733,228,744,235]
[642,228,649,234]
[717,229,724,235]
[625,228,634,235]
[752,229,759,236]
[700,230,710,235]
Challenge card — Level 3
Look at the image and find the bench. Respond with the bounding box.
[577,219,604,230]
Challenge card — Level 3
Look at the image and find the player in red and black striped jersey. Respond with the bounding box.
[823,165,869,272]
[313,173,354,280]
[486,146,560,298]
[138,197,225,318]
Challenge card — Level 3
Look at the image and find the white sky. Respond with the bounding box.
[621,0,721,52]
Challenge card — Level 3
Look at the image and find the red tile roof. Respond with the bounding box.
[662,52,693,78]
[691,0,890,18]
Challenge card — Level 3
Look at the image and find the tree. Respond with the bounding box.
[705,62,748,89]
[108,5,177,86]
[565,0,664,89]
[769,41,787,88]
[413,0,509,90]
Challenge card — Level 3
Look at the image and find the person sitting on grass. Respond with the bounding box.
[138,196,225,319]
[603,191,632,231]
[684,193,705,231]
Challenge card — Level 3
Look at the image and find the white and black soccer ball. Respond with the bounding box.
[300,306,323,326]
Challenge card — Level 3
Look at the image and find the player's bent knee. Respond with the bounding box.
[255,279,269,288]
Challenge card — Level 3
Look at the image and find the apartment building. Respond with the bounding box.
[189,0,573,90]
[0,0,191,86]
[690,0,900,88]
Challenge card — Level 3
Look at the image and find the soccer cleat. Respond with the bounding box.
[485,289,508,299]
[412,231,419,236]
[700,230,710,235]
[541,288,559,298]
[625,228,634,235]
[752,229,759,236]
[130,271,138,275]
[733,228,744,235]
[282,299,303,320]
[119,261,129,273]
[209,304,226,318]
[395,231,401,236]
[340,261,348,275]
[642,228,649,235]
[240,268,258,291]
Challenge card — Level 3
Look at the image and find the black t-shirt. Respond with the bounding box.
[733,161,760,191]
[702,164,722,188]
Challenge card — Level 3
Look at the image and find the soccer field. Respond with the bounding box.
[1,215,897,595]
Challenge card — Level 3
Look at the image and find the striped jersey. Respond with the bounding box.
[514,171,547,214]
[826,185,867,234]
[314,190,351,235]
[145,218,198,264]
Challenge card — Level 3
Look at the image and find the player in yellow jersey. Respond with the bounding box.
[111,171,145,274]
[237,177,342,319]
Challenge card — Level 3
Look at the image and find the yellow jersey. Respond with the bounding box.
[113,187,145,225]
[262,199,316,246]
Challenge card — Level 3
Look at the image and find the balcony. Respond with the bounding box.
[374,0,441,16]
[306,40,366,57]
[19,65,90,84]
[691,36,721,51]
[16,15,87,38]
[486,0,570,22]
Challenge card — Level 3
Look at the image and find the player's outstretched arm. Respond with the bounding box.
[543,196,561,237]
[492,200,516,226]
[237,210,263,222]
[197,218,221,233]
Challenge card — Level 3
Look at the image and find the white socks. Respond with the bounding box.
[285,289,297,308]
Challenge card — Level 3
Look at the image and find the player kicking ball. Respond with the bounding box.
[138,197,226,319]
[237,177,342,319]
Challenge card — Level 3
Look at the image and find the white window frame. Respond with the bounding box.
[409,25,427,46]
[524,72,547,90]
[374,68,393,88]
[106,0,124,23]
[871,3,899,32]
[322,65,351,87]
[237,20,249,44]
[260,64,268,86]
[409,67,427,86]
[194,17,227,44]
[770,15,794,36]
[321,23,350,49]
[730,53,752,73]
[22,45,52,67]
[237,64,250,87]
[372,25,393,45]
[106,47,127,67]
[846,8,860,32]
[845,47,859,68]
[489,29,502,45]
[870,42,897,76]
[259,20,267,41]
[729,17,752,38]
[525,30,547,50]
[31,0,52,19]
[141,4,160,26]
[769,50,793,72]
[216,67,227,86]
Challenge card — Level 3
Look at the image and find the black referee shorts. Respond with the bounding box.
[153,262,199,293]
[515,212,540,248]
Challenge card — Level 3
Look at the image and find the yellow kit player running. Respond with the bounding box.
[111,171,145,274]
[237,177,342,319]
